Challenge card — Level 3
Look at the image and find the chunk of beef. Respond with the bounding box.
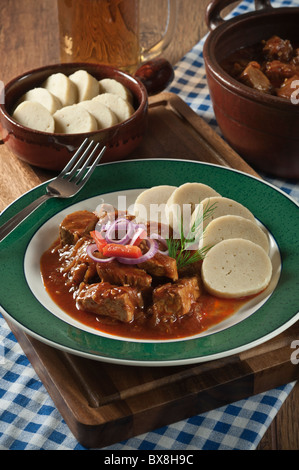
[95,204,135,231]
[221,46,256,79]
[264,60,296,87]
[138,252,178,281]
[59,237,97,287]
[178,257,202,278]
[60,210,98,245]
[276,74,299,102]
[96,259,152,288]
[152,277,201,320]
[230,60,250,78]
[262,36,293,62]
[76,282,143,323]
[239,61,272,93]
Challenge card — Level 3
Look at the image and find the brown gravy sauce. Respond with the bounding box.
[40,239,253,341]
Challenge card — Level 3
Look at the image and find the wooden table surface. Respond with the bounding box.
[0,0,298,449]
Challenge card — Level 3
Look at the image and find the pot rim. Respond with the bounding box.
[203,6,299,112]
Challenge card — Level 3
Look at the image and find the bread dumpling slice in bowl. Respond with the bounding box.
[12,101,55,133]
[69,70,99,102]
[20,87,62,114]
[93,93,135,122]
[53,105,97,134]
[99,78,133,103]
[78,100,118,129]
[43,72,77,107]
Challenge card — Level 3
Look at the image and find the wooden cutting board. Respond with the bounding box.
[4,93,299,449]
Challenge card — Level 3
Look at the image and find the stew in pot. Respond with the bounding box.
[221,35,299,102]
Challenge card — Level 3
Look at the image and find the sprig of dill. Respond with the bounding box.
[166,200,217,270]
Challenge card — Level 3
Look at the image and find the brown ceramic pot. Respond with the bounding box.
[203,0,299,179]
[0,60,173,171]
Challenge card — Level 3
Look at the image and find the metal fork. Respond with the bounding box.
[0,138,106,242]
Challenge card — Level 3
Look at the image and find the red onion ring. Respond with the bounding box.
[105,218,134,245]
[150,233,169,255]
[86,243,115,263]
[86,218,166,265]
[129,227,147,246]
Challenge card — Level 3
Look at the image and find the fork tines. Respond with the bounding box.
[60,138,106,184]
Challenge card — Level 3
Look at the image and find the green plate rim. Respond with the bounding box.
[1,159,298,366]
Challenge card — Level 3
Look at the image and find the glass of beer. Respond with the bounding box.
[57,0,177,73]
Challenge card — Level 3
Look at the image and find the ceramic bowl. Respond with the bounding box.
[0,60,173,171]
[203,0,299,178]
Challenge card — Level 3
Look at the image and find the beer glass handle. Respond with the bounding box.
[140,0,178,63]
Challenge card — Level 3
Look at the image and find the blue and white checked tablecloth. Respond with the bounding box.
[0,0,298,451]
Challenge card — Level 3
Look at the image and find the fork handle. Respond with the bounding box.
[0,194,51,242]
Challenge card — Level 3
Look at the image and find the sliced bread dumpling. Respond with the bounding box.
[12,101,55,133]
[78,99,118,129]
[43,72,77,107]
[201,238,272,298]
[69,70,99,102]
[195,196,256,230]
[166,182,221,232]
[93,93,134,122]
[20,87,62,114]
[98,78,133,103]
[203,215,270,253]
[134,185,177,229]
[53,104,97,134]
